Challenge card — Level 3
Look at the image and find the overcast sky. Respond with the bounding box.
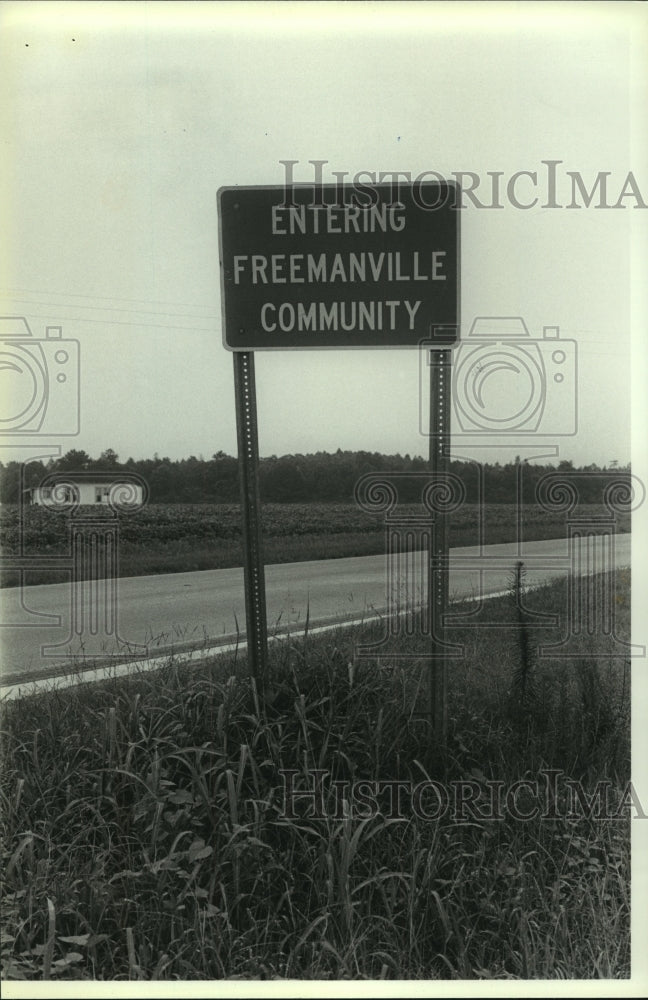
[1,1,646,470]
[2,6,648,986]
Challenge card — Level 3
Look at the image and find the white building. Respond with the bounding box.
[26,479,144,506]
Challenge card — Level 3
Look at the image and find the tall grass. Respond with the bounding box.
[0,571,632,980]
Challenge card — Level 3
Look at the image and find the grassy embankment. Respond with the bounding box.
[1,568,633,980]
[0,502,631,587]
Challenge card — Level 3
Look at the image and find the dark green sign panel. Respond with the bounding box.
[218,183,459,350]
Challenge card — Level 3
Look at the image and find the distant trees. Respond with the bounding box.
[0,458,51,503]
[55,449,93,471]
[0,449,634,505]
[95,448,120,469]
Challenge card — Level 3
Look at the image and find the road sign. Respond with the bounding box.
[220,180,460,736]
[218,183,459,350]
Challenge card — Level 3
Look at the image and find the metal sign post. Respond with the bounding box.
[429,348,452,743]
[233,350,268,687]
[219,181,460,721]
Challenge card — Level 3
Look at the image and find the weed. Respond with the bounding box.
[0,571,632,980]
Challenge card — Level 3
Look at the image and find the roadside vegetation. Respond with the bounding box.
[1,569,633,980]
[0,501,630,587]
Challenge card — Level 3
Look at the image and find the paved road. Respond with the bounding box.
[0,534,632,682]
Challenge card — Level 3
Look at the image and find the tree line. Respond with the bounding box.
[0,447,631,506]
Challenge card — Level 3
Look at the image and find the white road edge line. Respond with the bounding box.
[0,571,629,703]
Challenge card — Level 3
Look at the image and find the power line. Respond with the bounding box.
[0,297,634,351]
[0,295,220,321]
[2,312,216,333]
[0,286,218,313]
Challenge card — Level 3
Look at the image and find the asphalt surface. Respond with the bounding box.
[0,533,632,685]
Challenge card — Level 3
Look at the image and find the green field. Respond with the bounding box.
[0,569,633,980]
[0,502,631,587]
